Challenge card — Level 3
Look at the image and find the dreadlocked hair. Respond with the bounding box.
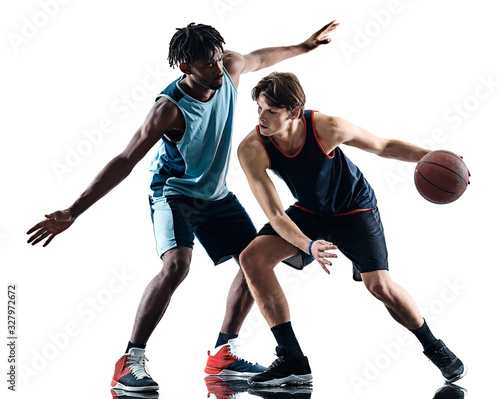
[168,23,225,68]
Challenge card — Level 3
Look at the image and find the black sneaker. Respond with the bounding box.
[248,346,312,387]
[433,383,468,399]
[424,340,467,383]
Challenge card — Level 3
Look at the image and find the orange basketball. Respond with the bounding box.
[414,151,469,204]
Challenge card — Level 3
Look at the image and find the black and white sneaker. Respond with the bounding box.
[248,346,312,387]
[424,340,467,383]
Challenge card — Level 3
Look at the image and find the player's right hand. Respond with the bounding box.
[311,239,338,274]
[27,210,75,247]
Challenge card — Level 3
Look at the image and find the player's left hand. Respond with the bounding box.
[311,240,338,274]
[302,20,340,51]
[459,155,471,184]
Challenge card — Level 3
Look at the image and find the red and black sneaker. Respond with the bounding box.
[111,348,159,392]
[205,339,266,377]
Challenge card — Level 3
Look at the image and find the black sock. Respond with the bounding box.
[215,332,238,348]
[126,341,146,353]
[409,320,438,349]
[271,321,303,356]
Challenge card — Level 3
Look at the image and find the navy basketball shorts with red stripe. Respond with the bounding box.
[149,192,257,264]
[257,206,389,273]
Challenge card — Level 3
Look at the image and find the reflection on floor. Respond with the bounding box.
[205,375,313,398]
[109,375,467,398]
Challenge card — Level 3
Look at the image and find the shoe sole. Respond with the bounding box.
[249,374,313,387]
[205,369,263,378]
[112,388,159,398]
[445,366,468,384]
[111,381,159,392]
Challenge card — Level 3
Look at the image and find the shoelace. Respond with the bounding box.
[267,355,286,371]
[228,343,254,365]
[428,347,452,368]
[127,353,152,380]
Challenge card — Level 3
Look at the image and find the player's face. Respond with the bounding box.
[187,50,224,91]
[256,95,294,136]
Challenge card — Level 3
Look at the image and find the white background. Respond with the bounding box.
[1,0,499,398]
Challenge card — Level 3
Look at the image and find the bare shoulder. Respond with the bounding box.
[146,96,185,132]
[238,128,261,155]
[313,112,340,132]
[312,112,352,150]
[223,50,245,85]
[237,128,268,167]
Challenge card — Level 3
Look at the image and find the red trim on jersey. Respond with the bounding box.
[311,110,335,159]
[255,126,272,169]
[292,204,372,217]
[267,116,307,158]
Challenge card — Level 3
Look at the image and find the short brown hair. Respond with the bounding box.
[251,72,306,118]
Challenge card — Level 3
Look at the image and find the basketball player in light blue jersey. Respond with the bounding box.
[27,21,339,392]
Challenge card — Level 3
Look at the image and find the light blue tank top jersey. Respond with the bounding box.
[149,67,237,200]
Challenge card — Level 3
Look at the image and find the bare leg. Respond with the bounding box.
[219,257,255,334]
[239,236,300,328]
[130,247,192,345]
[362,270,424,330]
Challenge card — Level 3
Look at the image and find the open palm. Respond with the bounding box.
[27,210,75,247]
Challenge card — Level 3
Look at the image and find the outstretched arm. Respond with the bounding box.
[314,113,431,162]
[238,131,337,273]
[224,20,339,86]
[27,99,177,247]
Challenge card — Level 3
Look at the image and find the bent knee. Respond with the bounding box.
[239,247,260,274]
[160,250,191,282]
[239,246,274,277]
[367,284,389,299]
[366,280,393,302]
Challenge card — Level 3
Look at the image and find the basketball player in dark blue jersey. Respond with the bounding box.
[238,72,466,386]
[26,22,339,392]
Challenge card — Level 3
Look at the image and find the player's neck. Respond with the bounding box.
[179,76,216,102]
[272,119,304,154]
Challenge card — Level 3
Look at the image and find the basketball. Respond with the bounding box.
[414,150,469,204]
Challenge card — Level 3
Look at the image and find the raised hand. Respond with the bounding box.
[27,210,75,247]
[302,20,340,51]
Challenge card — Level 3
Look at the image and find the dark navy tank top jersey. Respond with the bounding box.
[257,110,377,216]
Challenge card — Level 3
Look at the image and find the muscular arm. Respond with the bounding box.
[27,98,179,246]
[70,99,178,217]
[224,20,339,86]
[314,113,431,162]
[238,131,336,272]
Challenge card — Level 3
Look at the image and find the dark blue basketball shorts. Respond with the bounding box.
[257,206,389,273]
[149,192,257,265]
